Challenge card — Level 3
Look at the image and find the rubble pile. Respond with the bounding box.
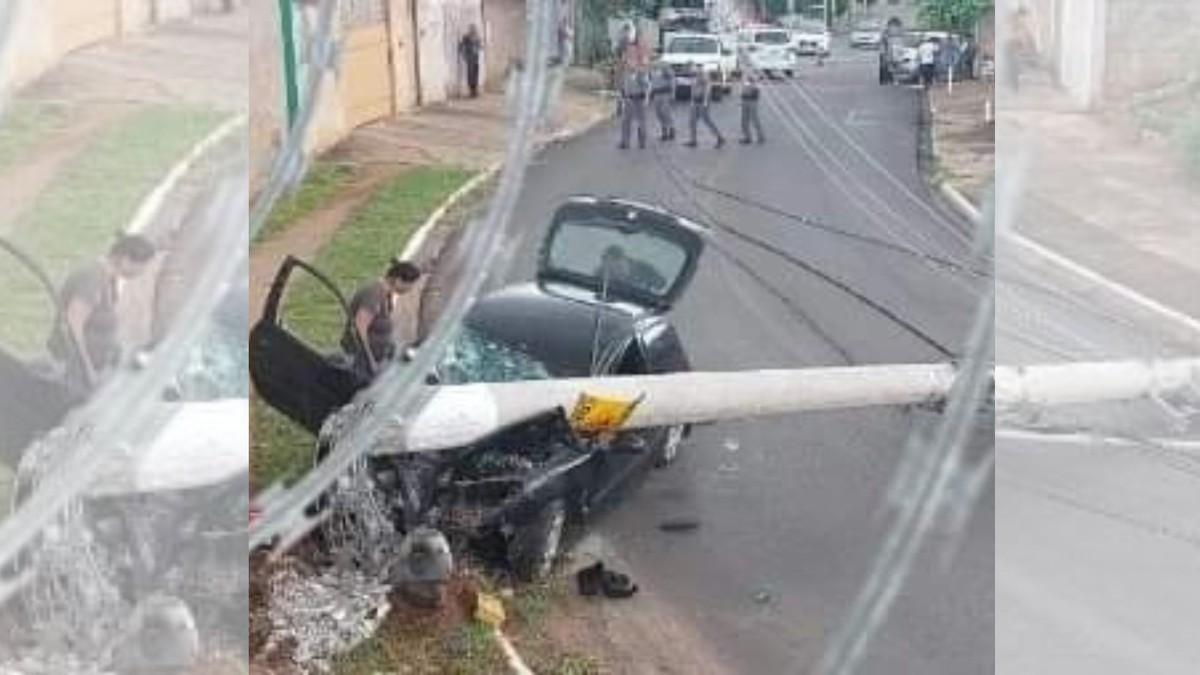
[264,565,392,673]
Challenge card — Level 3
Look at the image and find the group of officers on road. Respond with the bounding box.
[619,63,766,150]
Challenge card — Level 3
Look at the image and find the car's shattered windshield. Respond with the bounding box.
[437,326,552,385]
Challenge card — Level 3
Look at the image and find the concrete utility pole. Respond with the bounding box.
[395,359,1200,454]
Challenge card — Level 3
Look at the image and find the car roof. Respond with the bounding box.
[464,282,643,378]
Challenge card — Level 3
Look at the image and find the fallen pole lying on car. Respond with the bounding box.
[397,359,1200,453]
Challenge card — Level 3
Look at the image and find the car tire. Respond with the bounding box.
[654,424,687,468]
[509,499,567,582]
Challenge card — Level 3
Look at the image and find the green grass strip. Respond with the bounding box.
[255,162,359,243]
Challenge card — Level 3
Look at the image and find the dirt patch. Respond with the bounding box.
[249,163,405,320]
[930,81,994,205]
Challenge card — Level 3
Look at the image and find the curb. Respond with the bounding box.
[127,114,247,235]
[939,175,1200,342]
[398,106,610,264]
[937,179,982,226]
[1008,231,1200,341]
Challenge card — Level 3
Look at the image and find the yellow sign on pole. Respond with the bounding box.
[569,391,645,433]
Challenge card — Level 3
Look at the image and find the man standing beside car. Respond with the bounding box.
[49,234,157,395]
[342,260,422,380]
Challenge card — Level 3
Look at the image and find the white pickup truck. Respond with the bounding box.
[658,32,736,101]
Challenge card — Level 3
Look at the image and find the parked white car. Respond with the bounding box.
[737,26,797,77]
[850,20,884,49]
[659,32,735,99]
[778,16,830,56]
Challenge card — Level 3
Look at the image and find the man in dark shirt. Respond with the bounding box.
[459,24,483,98]
[49,234,156,394]
[342,259,422,380]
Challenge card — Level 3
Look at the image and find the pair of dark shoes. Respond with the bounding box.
[739,137,766,145]
[661,130,676,142]
[576,562,638,599]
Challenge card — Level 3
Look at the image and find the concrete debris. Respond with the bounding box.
[264,565,392,673]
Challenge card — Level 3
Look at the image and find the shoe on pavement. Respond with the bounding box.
[739,138,751,144]
[576,562,605,597]
[617,143,628,150]
[684,141,698,147]
[600,570,638,599]
[715,138,725,149]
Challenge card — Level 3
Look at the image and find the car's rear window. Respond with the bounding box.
[546,218,689,299]
[754,31,790,45]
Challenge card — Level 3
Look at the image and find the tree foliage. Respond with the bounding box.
[917,0,992,34]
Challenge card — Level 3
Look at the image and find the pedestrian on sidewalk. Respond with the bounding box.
[739,72,765,144]
[685,65,724,149]
[618,66,650,149]
[342,260,422,381]
[650,65,676,142]
[918,38,938,90]
[48,233,157,395]
[459,25,483,98]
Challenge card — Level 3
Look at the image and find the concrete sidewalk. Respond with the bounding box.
[998,67,1200,324]
[325,69,610,170]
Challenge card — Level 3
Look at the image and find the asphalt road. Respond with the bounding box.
[486,45,994,674]
[995,149,1200,670]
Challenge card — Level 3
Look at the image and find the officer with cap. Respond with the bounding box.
[739,72,765,144]
[684,64,724,149]
[618,65,650,149]
[650,64,676,142]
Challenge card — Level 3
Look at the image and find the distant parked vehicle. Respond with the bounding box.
[737,25,798,77]
[850,20,884,49]
[777,16,831,57]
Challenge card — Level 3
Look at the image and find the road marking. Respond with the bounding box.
[997,428,1200,455]
[1008,232,1200,339]
[844,109,878,126]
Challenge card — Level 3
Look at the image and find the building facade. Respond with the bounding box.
[1017,0,1200,108]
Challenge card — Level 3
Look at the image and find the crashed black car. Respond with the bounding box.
[250,196,708,579]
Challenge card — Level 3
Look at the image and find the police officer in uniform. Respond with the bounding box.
[619,65,650,150]
[739,72,765,144]
[684,64,724,148]
[650,64,676,142]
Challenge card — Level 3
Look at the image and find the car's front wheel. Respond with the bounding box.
[509,499,567,582]
[654,424,687,468]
